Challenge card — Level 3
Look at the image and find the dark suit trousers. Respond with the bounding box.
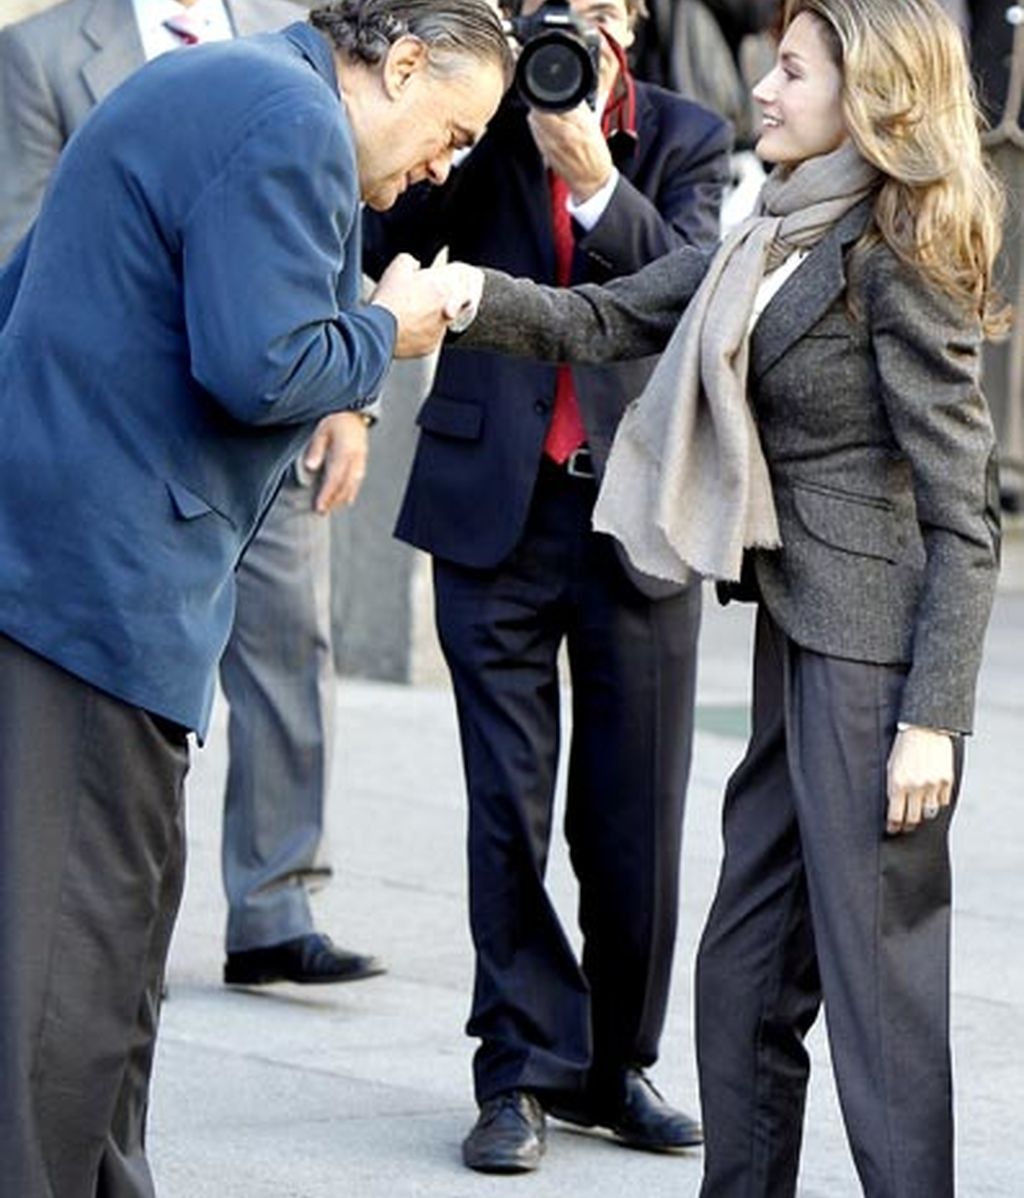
[433,460,701,1106]
[696,608,958,1198]
[0,634,189,1198]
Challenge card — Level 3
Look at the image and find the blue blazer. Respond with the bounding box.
[0,24,394,735]
[362,86,730,577]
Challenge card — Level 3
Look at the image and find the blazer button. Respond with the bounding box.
[534,400,550,415]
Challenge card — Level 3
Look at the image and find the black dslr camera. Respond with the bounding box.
[504,0,601,113]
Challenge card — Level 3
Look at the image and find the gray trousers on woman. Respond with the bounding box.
[0,633,189,1198]
[697,607,959,1198]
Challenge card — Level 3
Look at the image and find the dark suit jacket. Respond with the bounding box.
[362,87,730,576]
[460,202,1001,733]
[0,24,394,735]
[970,0,1020,126]
[0,0,303,262]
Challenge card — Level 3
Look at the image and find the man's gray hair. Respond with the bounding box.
[310,0,513,84]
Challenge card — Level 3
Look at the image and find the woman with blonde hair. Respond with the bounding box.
[442,0,1004,1191]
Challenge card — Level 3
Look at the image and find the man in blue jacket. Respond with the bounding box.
[364,0,730,1173]
[0,3,510,1193]
[0,0,391,1002]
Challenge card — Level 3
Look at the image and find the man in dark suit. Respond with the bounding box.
[0,0,390,990]
[0,3,510,1193]
[364,0,730,1173]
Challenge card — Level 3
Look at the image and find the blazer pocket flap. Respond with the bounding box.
[416,395,484,441]
[792,481,897,562]
[166,479,232,525]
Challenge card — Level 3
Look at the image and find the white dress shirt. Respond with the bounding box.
[131,0,233,62]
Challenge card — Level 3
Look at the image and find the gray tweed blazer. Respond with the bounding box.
[461,202,1001,733]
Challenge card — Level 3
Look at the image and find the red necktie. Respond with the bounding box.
[163,11,205,44]
[542,171,587,464]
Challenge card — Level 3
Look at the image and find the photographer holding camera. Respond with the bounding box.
[363,0,730,1175]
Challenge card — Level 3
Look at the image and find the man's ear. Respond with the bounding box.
[382,35,429,100]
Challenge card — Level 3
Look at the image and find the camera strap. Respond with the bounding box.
[600,31,638,163]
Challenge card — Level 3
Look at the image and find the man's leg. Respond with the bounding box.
[220,469,334,954]
[434,546,590,1105]
[96,797,186,1197]
[0,633,189,1198]
[562,527,702,1136]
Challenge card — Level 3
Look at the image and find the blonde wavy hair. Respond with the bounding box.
[785,0,1007,335]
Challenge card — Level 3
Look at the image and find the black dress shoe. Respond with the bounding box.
[462,1090,546,1173]
[547,1068,702,1152]
[223,933,385,986]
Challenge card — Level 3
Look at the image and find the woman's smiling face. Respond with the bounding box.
[752,11,847,168]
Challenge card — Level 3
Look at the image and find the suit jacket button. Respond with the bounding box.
[534,400,550,415]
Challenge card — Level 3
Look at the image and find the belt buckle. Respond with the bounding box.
[565,446,595,479]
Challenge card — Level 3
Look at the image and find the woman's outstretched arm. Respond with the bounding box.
[456,242,712,364]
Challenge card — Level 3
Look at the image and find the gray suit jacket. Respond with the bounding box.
[462,202,1001,733]
[0,0,302,262]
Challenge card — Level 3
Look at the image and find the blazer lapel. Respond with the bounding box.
[749,199,873,382]
[81,0,145,106]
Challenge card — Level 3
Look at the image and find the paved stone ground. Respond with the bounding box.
[152,531,1024,1197]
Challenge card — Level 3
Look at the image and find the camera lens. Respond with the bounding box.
[517,34,594,112]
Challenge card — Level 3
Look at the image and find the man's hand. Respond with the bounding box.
[370,252,465,358]
[885,726,955,835]
[527,104,613,204]
[302,411,369,514]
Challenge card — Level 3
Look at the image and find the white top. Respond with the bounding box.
[748,248,808,337]
[131,0,233,62]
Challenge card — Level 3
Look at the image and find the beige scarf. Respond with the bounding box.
[592,140,880,583]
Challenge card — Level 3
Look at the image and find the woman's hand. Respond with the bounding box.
[434,261,485,331]
[885,725,955,835]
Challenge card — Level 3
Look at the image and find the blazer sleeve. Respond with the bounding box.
[182,95,395,426]
[460,243,710,365]
[866,251,1001,733]
[576,103,732,272]
[0,24,65,265]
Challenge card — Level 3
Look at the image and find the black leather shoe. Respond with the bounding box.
[223,933,385,986]
[547,1069,702,1152]
[462,1091,546,1173]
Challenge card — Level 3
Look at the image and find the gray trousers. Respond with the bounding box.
[219,467,336,952]
[696,608,959,1198]
[0,633,189,1198]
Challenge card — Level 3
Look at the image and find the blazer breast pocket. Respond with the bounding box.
[417,395,484,442]
[790,479,899,563]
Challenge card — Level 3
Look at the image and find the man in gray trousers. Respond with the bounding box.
[0,0,383,987]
